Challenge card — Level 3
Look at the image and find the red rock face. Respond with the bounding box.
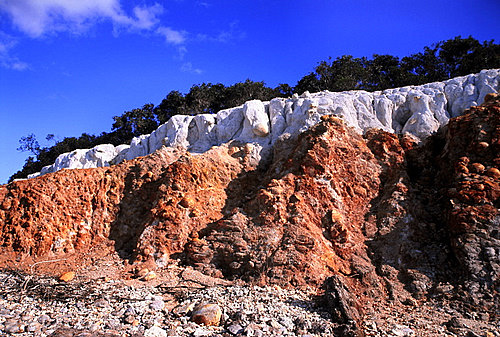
[0,145,252,264]
[438,97,500,311]
[0,96,499,332]
[186,116,382,291]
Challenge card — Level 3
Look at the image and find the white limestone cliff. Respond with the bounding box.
[27,69,500,179]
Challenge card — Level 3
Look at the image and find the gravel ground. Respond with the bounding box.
[0,270,498,337]
[0,270,337,337]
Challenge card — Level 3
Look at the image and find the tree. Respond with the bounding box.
[400,45,446,84]
[437,36,500,77]
[184,83,226,114]
[155,91,187,123]
[223,80,276,108]
[274,83,294,97]
[317,55,369,91]
[295,72,321,95]
[438,36,481,78]
[366,54,404,90]
[17,133,40,156]
[472,39,500,73]
[295,56,369,93]
[112,103,158,140]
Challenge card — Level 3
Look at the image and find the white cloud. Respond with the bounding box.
[156,26,187,45]
[0,33,29,71]
[8,60,29,71]
[181,62,202,74]
[132,4,163,30]
[197,1,211,8]
[195,21,245,43]
[0,1,200,71]
[0,0,164,37]
[176,45,188,60]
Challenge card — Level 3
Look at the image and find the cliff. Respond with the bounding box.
[0,88,498,335]
[27,69,499,179]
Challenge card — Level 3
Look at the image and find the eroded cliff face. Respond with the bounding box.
[0,95,498,334]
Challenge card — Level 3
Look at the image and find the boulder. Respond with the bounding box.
[239,100,270,140]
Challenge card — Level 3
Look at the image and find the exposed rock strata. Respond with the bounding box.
[1,94,499,335]
[28,69,499,178]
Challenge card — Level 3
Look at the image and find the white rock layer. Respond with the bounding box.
[28,69,500,179]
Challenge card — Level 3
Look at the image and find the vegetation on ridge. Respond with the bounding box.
[10,36,500,182]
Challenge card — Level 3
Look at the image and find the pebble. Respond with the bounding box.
[93,298,109,308]
[486,167,500,178]
[59,271,76,282]
[4,319,24,333]
[150,299,166,311]
[38,314,51,325]
[245,323,263,337]
[191,303,222,326]
[193,326,212,336]
[143,271,158,281]
[227,323,244,334]
[144,325,169,337]
[470,162,485,173]
[173,302,195,317]
[123,314,136,324]
[391,324,415,336]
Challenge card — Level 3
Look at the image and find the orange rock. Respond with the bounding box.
[59,271,75,282]
[179,195,192,208]
[142,271,157,281]
[477,141,489,150]
[330,209,343,223]
[191,303,222,326]
[483,92,498,103]
[456,163,469,174]
[470,162,485,173]
[458,156,470,164]
[136,268,149,278]
[486,167,500,179]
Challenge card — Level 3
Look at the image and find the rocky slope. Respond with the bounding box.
[27,69,499,179]
[0,91,499,335]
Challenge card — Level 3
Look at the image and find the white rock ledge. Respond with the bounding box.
[28,69,500,179]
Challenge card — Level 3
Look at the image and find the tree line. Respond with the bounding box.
[10,36,500,182]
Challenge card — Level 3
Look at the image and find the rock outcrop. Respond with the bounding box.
[28,69,499,178]
[1,80,499,336]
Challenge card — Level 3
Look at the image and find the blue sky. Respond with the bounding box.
[1,0,499,184]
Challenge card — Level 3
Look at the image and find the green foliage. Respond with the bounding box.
[274,83,294,97]
[111,103,158,141]
[184,83,227,114]
[223,79,277,108]
[295,73,322,95]
[155,91,186,123]
[294,36,499,94]
[156,79,279,120]
[366,54,405,90]
[316,55,369,91]
[17,133,40,155]
[10,36,499,182]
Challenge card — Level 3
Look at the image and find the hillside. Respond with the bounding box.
[0,80,498,335]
